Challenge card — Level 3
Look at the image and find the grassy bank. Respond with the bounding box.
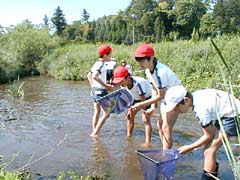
[38,35,240,94]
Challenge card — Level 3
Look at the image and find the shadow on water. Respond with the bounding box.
[0,76,235,180]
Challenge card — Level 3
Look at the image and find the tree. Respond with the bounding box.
[175,0,206,39]
[224,0,240,33]
[43,14,49,26]
[81,9,90,23]
[154,1,176,40]
[154,16,165,41]
[213,0,228,34]
[199,13,217,38]
[51,6,67,36]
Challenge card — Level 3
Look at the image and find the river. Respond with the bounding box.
[0,76,235,179]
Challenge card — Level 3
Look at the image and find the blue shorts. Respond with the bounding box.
[92,87,108,103]
[215,116,239,137]
[133,96,151,110]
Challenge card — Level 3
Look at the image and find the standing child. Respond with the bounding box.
[88,44,115,135]
[112,66,153,147]
[131,43,184,149]
[105,57,117,84]
[163,86,240,180]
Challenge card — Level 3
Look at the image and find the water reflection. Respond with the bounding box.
[0,76,235,180]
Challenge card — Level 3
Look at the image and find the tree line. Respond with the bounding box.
[42,0,240,44]
[0,0,239,84]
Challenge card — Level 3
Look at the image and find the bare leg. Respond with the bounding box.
[127,108,137,137]
[90,110,110,137]
[157,113,163,142]
[92,102,101,131]
[161,106,179,149]
[127,118,134,137]
[142,112,152,147]
[203,129,222,173]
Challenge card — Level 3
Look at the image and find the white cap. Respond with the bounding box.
[164,85,187,112]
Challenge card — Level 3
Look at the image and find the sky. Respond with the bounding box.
[0,0,132,27]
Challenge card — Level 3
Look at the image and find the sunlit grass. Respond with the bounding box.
[211,38,240,180]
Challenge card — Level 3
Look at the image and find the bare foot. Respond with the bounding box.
[141,142,152,148]
[90,133,99,139]
[126,134,132,140]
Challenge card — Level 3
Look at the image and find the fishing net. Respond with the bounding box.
[97,88,133,114]
[136,149,180,180]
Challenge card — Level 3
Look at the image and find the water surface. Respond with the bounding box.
[0,76,235,179]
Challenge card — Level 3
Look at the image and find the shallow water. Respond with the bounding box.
[0,76,235,179]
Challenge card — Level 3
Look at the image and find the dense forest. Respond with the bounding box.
[1,0,240,44]
[0,0,239,91]
[46,0,240,43]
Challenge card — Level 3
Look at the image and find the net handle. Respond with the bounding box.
[135,150,181,165]
[135,150,159,164]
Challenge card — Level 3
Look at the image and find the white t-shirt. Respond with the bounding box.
[192,89,240,127]
[125,64,132,74]
[90,60,107,89]
[145,61,182,90]
[105,58,117,70]
[127,76,152,101]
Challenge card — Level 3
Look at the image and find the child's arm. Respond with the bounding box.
[87,72,93,86]
[131,86,164,112]
[92,71,115,92]
[177,124,216,154]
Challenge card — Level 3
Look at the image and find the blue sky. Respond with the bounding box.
[0,0,132,27]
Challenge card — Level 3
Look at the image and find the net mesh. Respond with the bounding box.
[97,88,133,114]
[136,149,180,180]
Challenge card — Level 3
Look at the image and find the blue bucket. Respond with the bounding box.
[136,149,180,180]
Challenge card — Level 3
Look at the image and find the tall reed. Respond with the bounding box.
[210,38,240,180]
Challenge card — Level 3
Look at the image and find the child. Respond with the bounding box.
[112,66,153,147]
[88,44,115,136]
[163,86,240,180]
[105,57,117,84]
[131,43,184,149]
[120,60,132,74]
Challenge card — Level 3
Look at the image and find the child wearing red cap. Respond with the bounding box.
[112,66,153,147]
[131,43,185,149]
[105,57,117,84]
[88,44,115,137]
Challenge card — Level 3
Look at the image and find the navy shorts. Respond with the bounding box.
[132,96,151,110]
[106,69,114,81]
[92,87,108,103]
[215,116,239,137]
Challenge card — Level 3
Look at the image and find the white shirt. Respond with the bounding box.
[146,61,182,90]
[105,58,117,70]
[127,76,152,101]
[192,89,240,127]
[125,64,132,74]
[90,60,107,89]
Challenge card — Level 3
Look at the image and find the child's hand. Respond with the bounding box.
[130,103,142,114]
[106,84,115,92]
[145,108,155,116]
[177,145,192,154]
[127,108,136,121]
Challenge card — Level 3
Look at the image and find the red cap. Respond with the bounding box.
[112,66,129,84]
[133,43,154,57]
[97,44,113,56]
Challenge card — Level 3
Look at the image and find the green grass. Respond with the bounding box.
[38,35,240,94]
[210,38,240,180]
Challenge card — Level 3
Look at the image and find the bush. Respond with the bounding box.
[0,21,60,83]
